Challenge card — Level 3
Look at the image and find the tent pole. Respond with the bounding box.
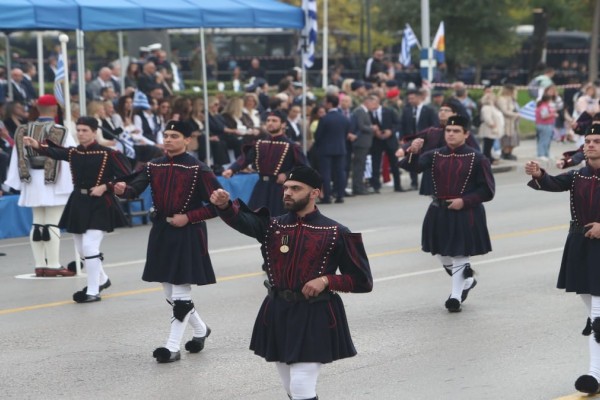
[6,34,13,101]
[59,34,71,131]
[322,0,328,89]
[37,32,45,96]
[76,30,86,115]
[301,56,307,155]
[118,31,125,93]
[200,28,211,166]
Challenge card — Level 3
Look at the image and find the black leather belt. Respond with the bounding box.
[264,280,331,303]
[570,221,590,234]
[431,198,451,208]
[77,188,91,195]
[261,175,275,182]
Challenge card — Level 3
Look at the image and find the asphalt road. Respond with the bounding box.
[0,140,596,400]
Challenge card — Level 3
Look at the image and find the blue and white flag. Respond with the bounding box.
[53,54,65,106]
[399,23,420,67]
[300,0,317,69]
[519,100,536,122]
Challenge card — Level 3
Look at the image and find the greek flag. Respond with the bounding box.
[53,54,65,106]
[519,100,536,122]
[300,0,317,69]
[399,24,420,67]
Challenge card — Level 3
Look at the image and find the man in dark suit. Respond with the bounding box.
[22,63,37,103]
[314,94,350,203]
[369,97,403,193]
[10,68,29,106]
[349,95,377,195]
[400,89,439,189]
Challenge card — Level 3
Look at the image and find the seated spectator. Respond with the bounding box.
[3,101,28,138]
[187,97,229,170]
[125,62,139,90]
[87,101,117,148]
[222,96,249,148]
[137,61,158,95]
[208,96,241,161]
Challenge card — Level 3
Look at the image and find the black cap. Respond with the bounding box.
[586,124,600,136]
[385,79,398,88]
[285,165,323,189]
[76,116,98,131]
[446,115,469,129]
[165,120,192,137]
[266,109,287,122]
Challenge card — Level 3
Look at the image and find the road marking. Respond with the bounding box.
[554,394,600,399]
[373,247,563,283]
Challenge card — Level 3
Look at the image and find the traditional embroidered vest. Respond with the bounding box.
[15,121,67,184]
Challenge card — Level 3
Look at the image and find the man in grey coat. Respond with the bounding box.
[349,95,377,195]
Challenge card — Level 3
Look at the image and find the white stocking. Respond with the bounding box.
[588,295,600,380]
[289,362,321,399]
[43,206,64,268]
[74,230,105,295]
[450,256,470,302]
[164,284,193,352]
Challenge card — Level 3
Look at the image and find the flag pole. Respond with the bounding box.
[59,34,71,132]
[322,0,328,89]
[301,6,308,155]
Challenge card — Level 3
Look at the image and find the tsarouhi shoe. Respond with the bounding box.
[461,279,478,302]
[185,326,212,353]
[73,291,101,303]
[445,297,461,313]
[153,347,181,363]
[42,267,76,277]
[575,374,600,394]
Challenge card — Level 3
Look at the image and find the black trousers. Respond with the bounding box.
[318,154,346,201]
[369,138,401,191]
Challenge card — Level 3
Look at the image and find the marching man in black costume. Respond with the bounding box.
[526,125,600,395]
[210,165,372,400]
[221,110,307,217]
[402,115,495,312]
[23,116,132,302]
[118,120,222,363]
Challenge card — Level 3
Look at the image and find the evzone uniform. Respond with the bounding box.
[228,133,307,216]
[527,158,600,393]
[36,127,132,302]
[5,112,74,277]
[217,192,372,399]
[403,121,495,312]
[400,125,481,196]
[125,146,222,363]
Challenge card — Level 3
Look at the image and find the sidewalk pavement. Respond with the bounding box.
[491,138,580,173]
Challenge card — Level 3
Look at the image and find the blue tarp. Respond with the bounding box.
[0,0,304,31]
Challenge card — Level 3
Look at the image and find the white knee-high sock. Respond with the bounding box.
[276,362,292,397]
[188,309,208,337]
[589,295,600,380]
[450,256,470,301]
[437,255,453,275]
[81,230,104,295]
[30,208,46,268]
[289,362,321,400]
[165,284,193,352]
[44,206,64,268]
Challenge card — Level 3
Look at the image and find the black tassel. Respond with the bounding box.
[41,225,50,241]
[32,224,42,241]
[583,317,592,336]
[592,318,600,343]
[463,263,474,278]
[443,265,452,276]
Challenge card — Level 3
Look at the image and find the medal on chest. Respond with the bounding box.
[280,234,289,253]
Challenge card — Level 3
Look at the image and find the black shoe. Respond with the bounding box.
[461,279,477,302]
[334,198,344,204]
[185,326,212,353]
[73,291,101,303]
[394,187,405,192]
[318,199,332,204]
[575,374,600,394]
[410,183,418,190]
[445,297,461,312]
[81,279,112,295]
[153,347,181,363]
